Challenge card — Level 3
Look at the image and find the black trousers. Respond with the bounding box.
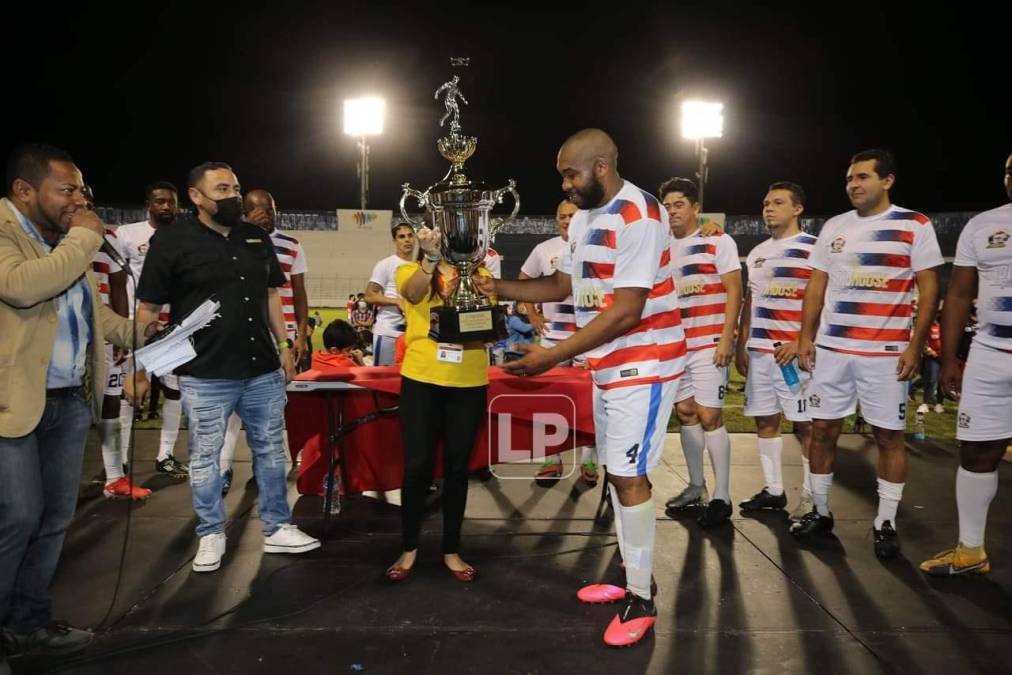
[399,377,487,554]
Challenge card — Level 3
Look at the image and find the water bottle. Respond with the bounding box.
[322,472,342,515]
[914,410,926,440]
[773,341,802,394]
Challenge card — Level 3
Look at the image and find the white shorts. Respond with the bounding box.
[675,348,729,408]
[807,346,907,430]
[957,342,1012,442]
[104,344,123,398]
[373,334,398,366]
[594,379,678,478]
[743,350,811,422]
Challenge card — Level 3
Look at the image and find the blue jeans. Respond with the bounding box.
[0,390,92,633]
[178,369,292,537]
[922,357,942,405]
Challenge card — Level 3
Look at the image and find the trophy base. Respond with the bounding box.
[429,304,508,344]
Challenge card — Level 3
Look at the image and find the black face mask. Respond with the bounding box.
[208,195,243,227]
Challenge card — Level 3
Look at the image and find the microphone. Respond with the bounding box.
[101,238,128,271]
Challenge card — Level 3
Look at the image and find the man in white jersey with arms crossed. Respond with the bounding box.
[736,182,815,517]
[661,177,742,528]
[475,129,687,647]
[921,153,1012,575]
[795,149,943,558]
[365,223,415,365]
[116,181,188,479]
[520,198,599,487]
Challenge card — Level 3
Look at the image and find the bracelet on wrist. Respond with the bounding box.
[423,251,442,263]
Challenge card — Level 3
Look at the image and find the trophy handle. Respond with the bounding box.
[399,184,430,230]
[490,179,520,238]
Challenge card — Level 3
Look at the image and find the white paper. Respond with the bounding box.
[133,299,221,377]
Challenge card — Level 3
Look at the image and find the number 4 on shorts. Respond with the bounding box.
[625,443,640,464]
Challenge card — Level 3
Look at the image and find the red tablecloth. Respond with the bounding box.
[285,366,595,495]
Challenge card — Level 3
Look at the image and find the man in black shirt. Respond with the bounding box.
[135,162,319,572]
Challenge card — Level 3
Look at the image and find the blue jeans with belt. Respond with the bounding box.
[0,389,92,633]
[178,369,292,537]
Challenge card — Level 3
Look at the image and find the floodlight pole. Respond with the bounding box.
[357,136,370,210]
[695,138,709,211]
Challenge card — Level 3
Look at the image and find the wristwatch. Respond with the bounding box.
[278,338,294,350]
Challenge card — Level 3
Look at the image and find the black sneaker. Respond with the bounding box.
[156,455,188,480]
[873,520,901,559]
[789,508,835,538]
[6,622,93,656]
[697,498,732,528]
[739,488,788,511]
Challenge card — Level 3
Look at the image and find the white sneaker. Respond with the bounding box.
[193,533,226,572]
[916,403,929,414]
[263,524,321,554]
[934,403,945,414]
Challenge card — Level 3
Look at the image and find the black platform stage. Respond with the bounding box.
[14,430,1011,674]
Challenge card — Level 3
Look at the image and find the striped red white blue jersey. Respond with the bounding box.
[669,230,741,351]
[745,231,817,353]
[92,228,123,307]
[810,205,944,356]
[560,181,687,389]
[270,229,307,340]
[482,247,502,279]
[953,203,1012,352]
[520,235,576,342]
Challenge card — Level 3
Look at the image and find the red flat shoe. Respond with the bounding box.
[385,564,412,582]
[449,566,477,583]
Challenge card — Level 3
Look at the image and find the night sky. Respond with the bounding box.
[8,1,1009,216]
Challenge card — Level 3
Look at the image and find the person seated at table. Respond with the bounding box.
[384,229,492,583]
[311,319,366,370]
[504,302,536,362]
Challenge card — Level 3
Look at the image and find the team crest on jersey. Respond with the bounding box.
[830,236,846,253]
[550,256,560,271]
[987,230,1009,249]
[958,412,971,429]
[808,393,821,408]
[138,243,149,255]
[752,257,766,268]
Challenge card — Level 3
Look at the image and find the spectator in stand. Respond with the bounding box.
[919,305,944,414]
[312,320,366,369]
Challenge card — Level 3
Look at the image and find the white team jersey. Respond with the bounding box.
[669,230,740,351]
[115,220,169,321]
[368,254,411,338]
[809,205,944,356]
[953,203,1012,352]
[92,228,123,307]
[745,231,817,353]
[520,235,576,343]
[270,229,307,340]
[482,247,502,279]
[561,181,687,389]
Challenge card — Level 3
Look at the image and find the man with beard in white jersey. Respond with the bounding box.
[217,190,310,495]
[520,198,600,487]
[661,177,742,528]
[796,149,943,559]
[364,223,415,365]
[116,181,188,480]
[921,153,1012,576]
[736,182,815,518]
[474,129,686,647]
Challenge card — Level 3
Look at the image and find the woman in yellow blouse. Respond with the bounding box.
[385,226,492,583]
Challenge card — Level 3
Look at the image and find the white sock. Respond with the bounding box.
[615,498,655,600]
[704,427,732,502]
[158,398,183,462]
[119,401,134,468]
[810,473,834,516]
[801,456,813,496]
[99,418,124,482]
[956,467,998,548]
[875,478,904,530]
[220,413,242,473]
[580,446,595,463]
[679,424,706,487]
[757,436,784,496]
[608,483,626,562]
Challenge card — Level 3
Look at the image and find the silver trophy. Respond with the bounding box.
[400,62,519,342]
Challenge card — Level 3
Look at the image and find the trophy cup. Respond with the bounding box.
[400,63,519,343]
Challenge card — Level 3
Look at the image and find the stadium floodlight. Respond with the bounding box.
[343,97,386,209]
[680,100,724,208]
